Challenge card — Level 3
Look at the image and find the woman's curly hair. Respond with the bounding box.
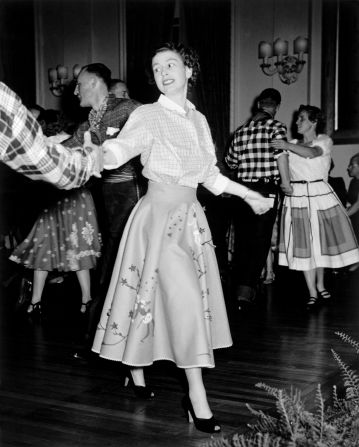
[298,104,326,134]
[148,42,200,88]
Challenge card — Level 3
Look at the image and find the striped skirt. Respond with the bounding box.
[278,180,359,270]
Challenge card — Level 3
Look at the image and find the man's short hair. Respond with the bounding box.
[81,63,112,89]
[109,78,126,89]
[258,88,281,108]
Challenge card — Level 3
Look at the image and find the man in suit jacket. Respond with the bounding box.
[64,63,143,294]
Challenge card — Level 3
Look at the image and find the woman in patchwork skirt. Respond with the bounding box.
[272,105,359,309]
[92,42,272,433]
[10,130,101,316]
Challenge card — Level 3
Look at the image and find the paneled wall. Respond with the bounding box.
[34,0,355,185]
[36,0,317,130]
[231,0,315,135]
[35,0,125,109]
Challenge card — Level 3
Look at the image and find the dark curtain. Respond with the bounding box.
[179,0,231,273]
[0,0,35,106]
[0,0,40,244]
[181,0,230,159]
[126,0,175,104]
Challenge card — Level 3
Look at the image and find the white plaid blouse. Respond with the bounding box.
[103,95,228,195]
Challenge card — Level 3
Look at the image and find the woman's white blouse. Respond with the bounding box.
[288,134,332,182]
[103,94,228,195]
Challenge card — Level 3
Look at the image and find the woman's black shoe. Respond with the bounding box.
[182,394,221,434]
[16,277,32,312]
[306,296,318,310]
[27,301,42,317]
[124,375,154,399]
[317,289,331,300]
[80,299,93,314]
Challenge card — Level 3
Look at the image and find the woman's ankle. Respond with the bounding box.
[188,391,212,419]
[130,368,145,387]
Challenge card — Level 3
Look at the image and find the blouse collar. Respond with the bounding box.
[158,94,196,115]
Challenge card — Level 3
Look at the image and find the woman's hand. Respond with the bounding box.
[83,131,103,178]
[280,182,293,195]
[244,190,273,215]
[103,145,118,167]
[271,139,288,150]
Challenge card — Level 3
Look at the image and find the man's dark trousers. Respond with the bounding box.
[232,180,279,302]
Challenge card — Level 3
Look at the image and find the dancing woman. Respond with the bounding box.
[272,105,359,308]
[92,42,271,433]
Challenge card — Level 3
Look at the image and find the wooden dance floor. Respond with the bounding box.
[1,249,359,447]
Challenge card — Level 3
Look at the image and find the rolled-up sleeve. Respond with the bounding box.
[204,172,230,195]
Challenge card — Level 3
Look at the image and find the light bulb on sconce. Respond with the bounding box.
[258,36,308,84]
[48,64,82,96]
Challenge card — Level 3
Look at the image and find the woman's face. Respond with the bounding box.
[152,50,192,97]
[348,159,359,179]
[296,111,316,135]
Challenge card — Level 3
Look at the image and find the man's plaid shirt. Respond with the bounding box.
[0,82,98,189]
[225,112,287,180]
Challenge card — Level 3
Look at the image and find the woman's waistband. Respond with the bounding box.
[240,177,280,185]
[290,179,324,184]
[146,180,197,201]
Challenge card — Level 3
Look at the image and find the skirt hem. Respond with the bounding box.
[91,343,233,368]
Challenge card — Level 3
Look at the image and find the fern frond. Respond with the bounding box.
[255,382,283,400]
[335,331,359,354]
[275,389,293,435]
[231,432,282,447]
[204,436,232,447]
[332,385,339,408]
[315,384,325,441]
[246,404,277,433]
[332,349,359,401]
[207,333,359,447]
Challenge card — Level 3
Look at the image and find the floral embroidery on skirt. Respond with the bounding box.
[92,181,232,368]
[10,188,101,271]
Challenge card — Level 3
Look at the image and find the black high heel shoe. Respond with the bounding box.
[27,302,42,317]
[124,375,155,399]
[80,299,93,314]
[182,394,221,434]
[306,296,319,310]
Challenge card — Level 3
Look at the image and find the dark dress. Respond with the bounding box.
[348,178,359,242]
[9,134,101,272]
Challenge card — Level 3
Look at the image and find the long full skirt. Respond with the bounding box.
[278,181,359,270]
[92,181,232,368]
[9,188,101,271]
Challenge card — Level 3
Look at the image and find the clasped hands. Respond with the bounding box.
[244,190,274,215]
[83,131,117,178]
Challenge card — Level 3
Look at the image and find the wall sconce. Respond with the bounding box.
[258,36,308,85]
[48,64,82,96]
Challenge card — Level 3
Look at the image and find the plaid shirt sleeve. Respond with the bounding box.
[225,128,244,170]
[0,82,98,189]
[271,121,287,159]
